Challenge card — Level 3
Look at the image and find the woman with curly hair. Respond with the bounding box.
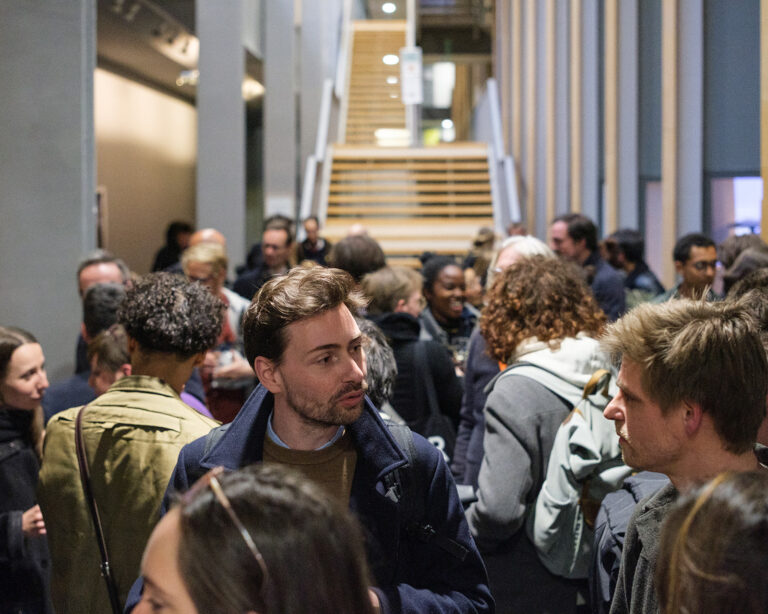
[465,255,609,613]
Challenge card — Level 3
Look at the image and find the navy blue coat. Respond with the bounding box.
[126,385,493,614]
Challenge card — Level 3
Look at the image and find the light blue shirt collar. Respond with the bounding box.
[266,411,345,450]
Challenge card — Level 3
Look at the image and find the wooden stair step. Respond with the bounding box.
[326,205,494,215]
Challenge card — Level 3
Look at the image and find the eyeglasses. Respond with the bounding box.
[690,260,718,272]
[183,467,269,591]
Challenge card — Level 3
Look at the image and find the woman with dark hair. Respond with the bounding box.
[656,471,768,614]
[136,464,376,614]
[465,256,608,613]
[0,326,53,613]
[419,255,479,373]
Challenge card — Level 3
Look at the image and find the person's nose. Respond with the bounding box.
[604,394,623,421]
[39,370,49,392]
[344,353,365,384]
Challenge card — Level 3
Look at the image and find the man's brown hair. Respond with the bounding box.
[361,266,422,315]
[243,265,366,366]
[601,299,768,453]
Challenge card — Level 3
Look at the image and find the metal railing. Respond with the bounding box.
[485,78,522,233]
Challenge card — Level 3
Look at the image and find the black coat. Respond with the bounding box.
[0,408,52,614]
[368,312,462,434]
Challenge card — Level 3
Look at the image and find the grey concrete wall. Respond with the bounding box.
[0,1,96,379]
[264,0,297,217]
[196,0,247,274]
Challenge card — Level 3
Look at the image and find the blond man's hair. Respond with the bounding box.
[601,298,767,453]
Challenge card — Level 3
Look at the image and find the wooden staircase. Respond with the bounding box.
[323,143,495,267]
[343,21,408,145]
[320,20,497,266]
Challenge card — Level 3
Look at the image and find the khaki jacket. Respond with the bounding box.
[37,375,218,614]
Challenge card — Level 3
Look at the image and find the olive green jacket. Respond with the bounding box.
[37,376,218,614]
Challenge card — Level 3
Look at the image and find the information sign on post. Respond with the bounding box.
[400,46,423,105]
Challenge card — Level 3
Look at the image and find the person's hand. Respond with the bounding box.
[22,505,46,537]
[214,356,254,380]
[368,589,380,612]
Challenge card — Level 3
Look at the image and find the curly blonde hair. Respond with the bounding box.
[480,256,606,362]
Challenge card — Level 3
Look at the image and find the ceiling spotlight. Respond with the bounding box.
[382,2,397,13]
[383,54,399,66]
[387,76,398,84]
[441,119,454,129]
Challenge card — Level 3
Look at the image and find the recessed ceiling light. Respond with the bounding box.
[382,2,397,13]
[441,119,454,129]
[387,76,398,84]
[383,54,399,65]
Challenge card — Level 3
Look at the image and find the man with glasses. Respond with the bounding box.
[654,232,720,302]
[125,265,493,614]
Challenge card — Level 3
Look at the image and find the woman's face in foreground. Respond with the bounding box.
[135,508,198,614]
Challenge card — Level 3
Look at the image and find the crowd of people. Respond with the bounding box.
[2,212,768,614]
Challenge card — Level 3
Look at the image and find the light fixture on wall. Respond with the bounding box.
[382,2,397,14]
[383,54,399,65]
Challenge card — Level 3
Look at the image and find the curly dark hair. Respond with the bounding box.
[118,272,223,358]
[480,256,606,362]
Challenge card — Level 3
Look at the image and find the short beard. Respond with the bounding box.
[284,381,368,428]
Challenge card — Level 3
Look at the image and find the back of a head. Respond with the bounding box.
[673,233,715,264]
[361,266,422,315]
[82,282,126,339]
[87,324,129,373]
[601,299,768,453]
[177,464,375,614]
[729,267,768,298]
[243,265,366,366]
[480,255,605,362]
[356,317,396,407]
[553,213,598,252]
[609,228,645,263]
[327,235,386,282]
[118,273,223,358]
[718,233,768,270]
[181,242,228,276]
[723,247,768,295]
[189,228,227,248]
[656,471,768,614]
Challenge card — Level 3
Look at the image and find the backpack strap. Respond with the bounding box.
[382,421,470,561]
[203,423,231,456]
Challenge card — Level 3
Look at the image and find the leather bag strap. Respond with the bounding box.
[75,404,122,614]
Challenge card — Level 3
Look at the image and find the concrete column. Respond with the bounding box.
[264,0,297,218]
[677,0,704,234]
[580,0,600,225]
[0,0,96,378]
[617,0,639,230]
[196,0,246,274]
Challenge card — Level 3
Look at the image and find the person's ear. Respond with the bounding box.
[674,260,684,276]
[394,298,407,313]
[81,323,89,343]
[191,351,207,368]
[254,357,283,394]
[119,363,132,378]
[126,335,139,354]
[682,401,703,437]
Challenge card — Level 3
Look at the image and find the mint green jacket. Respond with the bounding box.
[37,375,218,614]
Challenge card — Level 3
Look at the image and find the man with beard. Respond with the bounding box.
[125,265,492,614]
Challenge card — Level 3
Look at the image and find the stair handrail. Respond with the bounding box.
[485,78,522,233]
